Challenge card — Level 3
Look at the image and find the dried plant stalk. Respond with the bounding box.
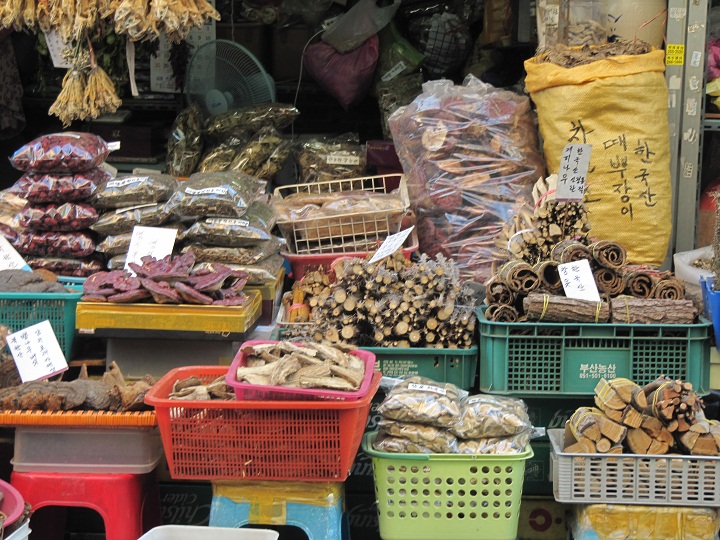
[49,68,87,127]
[84,65,122,119]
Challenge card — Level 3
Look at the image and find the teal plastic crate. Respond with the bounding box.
[0,285,82,359]
[477,308,711,395]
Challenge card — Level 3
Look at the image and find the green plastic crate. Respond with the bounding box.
[363,432,532,540]
[0,289,82,359]
[477,308,711,395]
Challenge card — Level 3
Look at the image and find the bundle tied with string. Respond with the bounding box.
[590,239,627,270]
[550,238,591,264]
[609,296,696,325]
[496,260,539,294]
[523,292,610,323]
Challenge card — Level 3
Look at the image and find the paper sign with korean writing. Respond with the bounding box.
[558,259,600,302]
[369,227,414,264]
[7,321,68,382]
[125,226,178,274]
[557,144,592,200]
[0,237,31,272]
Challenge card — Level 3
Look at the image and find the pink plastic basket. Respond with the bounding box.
[227,340,376,401]
[0,479,25,527]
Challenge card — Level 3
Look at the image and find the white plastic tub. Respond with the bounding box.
[674,246,713,286]
[138,525,279,539]
[6,518,30,540]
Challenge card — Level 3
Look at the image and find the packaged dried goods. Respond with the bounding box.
[11,169,107,204]
[229,126,284,175]
[378,418,458,453]
[166,172,266,219]
[92,173,178,209]
[166,104,204,177]
[27,256,105,277]
[192,253,284,284]
[455,432,531,455]
[294,134,366,184]
[196,136,248,173]
[182,236,281,264]
[96,223,184,256]
[0,189,26,230]
[256,140,292,182]
[449,394,532,439]
[10,132,111,173]
[91,203,173,235]
[17,202,99,232]
[204,103,300,141]
[373,431,434,453]
[107,254,126,270]
[180,200,276,247]
[378,376,463,428]
[14,231,96,258]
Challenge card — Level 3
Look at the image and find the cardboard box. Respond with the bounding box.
[270,24,313,81]
[159,481,213,526]
[518,496,570,540]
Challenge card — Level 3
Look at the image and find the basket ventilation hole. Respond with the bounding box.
[400,466,407,473]
[446,513,454,519]
[399,489,406,496]
[458,490,466,496]
[434,478,442,485]
[399,477,407,484]
[482,512,489,519]
[411,489,418,496]
[387,511,394,518]
[494,466,501,474]
[458,478,466,485]
[411,477,419,484]
[422,501,430,508]
[470,467,478,474]
[400,512,406,518]
[458,513,465,519]
[434,513,442,519]
[505,489,512,497]
[423,478,430,485]
[388,466,395,472]
[470,501,477,508]
[505,466,513,473]
[458,501,465,508]
[505,478,513,485]
[482,466,490,474]
[422,512,430,519]
[493,512,500,519]
[446,490,454,497]
[482,490,489,497]
[470,490,477,497]
[411,466,419,473]
[446,478,454,485]
[387,489,394,496]
[470,512,477,519]
[434,490,442,498]
[423,490,430,497]
[388,478,395,484]
[411,512,418,518]
[505,512,512,519]
[505,501,512,508]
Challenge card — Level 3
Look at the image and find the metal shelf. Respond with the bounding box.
[704,118,720,131]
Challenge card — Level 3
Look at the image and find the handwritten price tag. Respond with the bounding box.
[124,226,178,274]
[557,144,592,200]
[558,259,600,302]
[7,321,68,382]
[369,226,414,264]
[0,237,31,272]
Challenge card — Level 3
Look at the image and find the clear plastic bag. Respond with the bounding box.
[449,394,532,439]
[183,236,281,264]
[166,103,204,177]
[192,253,284,284]
[14,231,96,258]
[197,136,248,173]
[294,134,367,184]
[0,189,27,231]
[10,132,111,173]
[229,126,284,175]
[17,202,99,232]
[180,200,276,247]
[11,169,108,204]
[106,253,127,270]
[321,0,400,53]
[166,172,266,219]
[389,75,543,283]
[26,256,105,277]
[376,21,424,83]
[256,139,292,182]
[204,103,300,142]
[95,232,133,256]
[91,203,173,235]
[378,418,458,453]
[377,376,463,428]
[91,173,178,209]
[456,431,531,455]
[373,432,435,454]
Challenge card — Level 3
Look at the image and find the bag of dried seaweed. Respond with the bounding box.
[166,103,204,177]
[449,394,532,439]
[205,103,300,142]
[295,133,367,185]
[456,431,532,455]
[91,202,173,235]
[373,431,435,454]
[192,253,284,284]
[179,199,276,247]
[182,236,281,265]
[377,376,463,428]
[377,418,458,453]
[92,173,178,209]
[229,126,285,175]
[166,172,266,219]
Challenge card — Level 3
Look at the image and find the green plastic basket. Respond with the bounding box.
[362,432,532,540]
[477,308,711,396]
[0,286,82,359]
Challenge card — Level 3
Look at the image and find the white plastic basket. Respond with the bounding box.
[6,519,30,540]
[138,525,279,539]
[549,429,720,507]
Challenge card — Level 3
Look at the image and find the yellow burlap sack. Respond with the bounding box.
[525,49,671,266]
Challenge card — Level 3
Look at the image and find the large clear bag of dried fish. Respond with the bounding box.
[456,431,532,455]
[227,340,375,400]
[377,418,458,453]
[166,172,266,219]
[92,173,178,209]
[294,133,367,185]
[377,376,464,428]
[204,103,300,142]
[166,104,204,177]
[449,394,532,439]
[91,202,173,235]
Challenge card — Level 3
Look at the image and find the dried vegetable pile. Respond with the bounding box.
[0,0,219,124]
[484,181,693,325]
[373,376,532,455]
[281,251,477,349]
[81,249,251,306]
[234,341,366,392]
[563,376,720,456]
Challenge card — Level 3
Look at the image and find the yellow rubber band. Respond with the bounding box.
[539,294,550,321]
[595,302,602,323]
[569,409,597,442]
[625,297,630,324]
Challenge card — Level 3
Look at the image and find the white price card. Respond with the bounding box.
[558,259,600,302]
[369,226,414,264]
[7,321,68,382]
[44,31,72,69]
[0,237,31,272]
[557,144,592,200]
[124,226,178,274]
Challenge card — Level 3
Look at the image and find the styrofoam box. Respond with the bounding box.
[6,518,30,540]
[139,525,279,539]
[12,427,162,474]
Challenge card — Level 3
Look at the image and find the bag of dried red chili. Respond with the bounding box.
[10,132,111,173]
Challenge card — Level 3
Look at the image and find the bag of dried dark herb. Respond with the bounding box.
[256,139,293,182]
[204,103,300,142]
[183,235,281,264]
[166,171,266,219]
[92,173,178,209]
[295,133,367,185]
[229,126,284,175]
[196,135,248,173]
[96,222,184,256]
[91,202,173,235]
[166,103,204,177]
[180,200,276,247]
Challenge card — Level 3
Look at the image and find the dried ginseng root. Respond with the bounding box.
[36,0,51,31]
[84,65,122,119]
[49,68,87,127]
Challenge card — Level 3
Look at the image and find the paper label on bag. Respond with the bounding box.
[0,237,31,272]
[558,259,600,302]
[382,61,407,82]
[326,154,361,166]
[107,141,121,151]
[185,186,228,196]
[7,321,69,382]
[45,31,72,68]
[369,227,414,264]
[124,226,178,273]
[207,218,250,227]
[545,5,559,25]
[556,144,591,200]
[107,177,146,189]
[408,383,447,395]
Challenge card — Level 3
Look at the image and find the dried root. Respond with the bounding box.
[84,65,122,119]
[49,68,87,127]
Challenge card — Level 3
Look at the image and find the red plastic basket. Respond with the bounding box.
[144,366,381,481]
[226,340,377,401]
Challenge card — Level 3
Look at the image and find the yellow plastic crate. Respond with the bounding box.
[75,290,261,335]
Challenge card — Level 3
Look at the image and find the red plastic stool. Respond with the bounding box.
[11,469,162,540]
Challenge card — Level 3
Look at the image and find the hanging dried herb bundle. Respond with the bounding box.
[49,68,87,127]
